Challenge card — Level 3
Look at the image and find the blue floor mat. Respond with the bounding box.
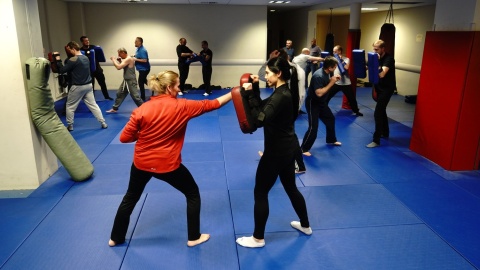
[2,87,479,269]
[0,197,60,267]
[298,147,375,186]
[230,184,421,235]
[237,225,475,270]
[0,194,144,270]
[384,179,480,268]
[121,190,238,270]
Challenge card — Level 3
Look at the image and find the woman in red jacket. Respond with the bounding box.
[109,70,232,247]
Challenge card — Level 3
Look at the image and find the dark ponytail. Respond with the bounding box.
[266,56,300,120]
[289,65,300,120]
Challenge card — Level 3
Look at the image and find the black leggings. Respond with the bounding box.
[110,163,201,243]
[253,152,310,239]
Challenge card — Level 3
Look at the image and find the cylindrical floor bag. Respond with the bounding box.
[25,57,94,182]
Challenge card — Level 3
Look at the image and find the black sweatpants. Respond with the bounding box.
[301,96,337,152]
[178,63,190,93]
[202,65,212,94]
[110,163,201,243]
[138,69,150,101]
[373,85,395,144]
[92,69,111,99]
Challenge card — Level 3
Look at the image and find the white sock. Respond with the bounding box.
[290,221,313,235]
[236,236,265,248]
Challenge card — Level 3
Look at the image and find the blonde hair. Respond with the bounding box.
[147,70,179,94]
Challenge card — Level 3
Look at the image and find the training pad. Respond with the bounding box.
[80,49,96,72]
[352,49,366,79]
[368,52,379,84]
[334,53,346,75]
[232,73,257,134]
[25,57,93,182]
[93,46,106,62]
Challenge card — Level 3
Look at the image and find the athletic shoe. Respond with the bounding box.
[178,92,183,96]
[327,141,342,146]
[203,92,209,96]
[290,221,312,235]
[366,142,380,148]
[101,122,108,129]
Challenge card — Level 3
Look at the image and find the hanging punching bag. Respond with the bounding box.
[373,1,397,100]
[324,8,334,55]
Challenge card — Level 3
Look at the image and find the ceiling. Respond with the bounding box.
[63,0,437,14]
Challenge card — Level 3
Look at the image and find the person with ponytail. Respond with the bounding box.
[236,57,312,248]
[109,70,232,248]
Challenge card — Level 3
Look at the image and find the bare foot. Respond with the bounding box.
[302,151,312,156]
[187,233,210,247]
[258,151,263,157]
[108,239,116,247]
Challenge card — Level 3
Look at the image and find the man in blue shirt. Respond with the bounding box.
[301,56,341,156]
[133,37,150,101]
[283,39,295,61]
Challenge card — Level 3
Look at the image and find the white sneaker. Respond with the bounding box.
[290,221,312,235]
[203,92,209,96]
[178,91,183,96]
[366,142,379,148]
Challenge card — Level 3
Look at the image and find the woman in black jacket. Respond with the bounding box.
[236,57,312,248]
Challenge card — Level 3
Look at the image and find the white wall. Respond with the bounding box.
[44,3,268,90]
[1,0,57,190]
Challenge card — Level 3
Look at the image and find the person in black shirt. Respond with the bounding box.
[80,36,112,100]
[176,38,194,95]
[200,40,213,96]
[366,40,396,148]
[236,57,311,248]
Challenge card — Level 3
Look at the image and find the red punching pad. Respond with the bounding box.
[47,52,59,73]
[232,73,258,134]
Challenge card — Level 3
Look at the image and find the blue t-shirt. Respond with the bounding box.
[283,47,295,61]
[135,45,150,71]
[307,68,330,103]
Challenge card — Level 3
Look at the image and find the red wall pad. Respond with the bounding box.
[410,31,480,171]
[343,29,362,109]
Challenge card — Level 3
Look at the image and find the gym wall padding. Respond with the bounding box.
[26,57,94,181]
[342,29,362,109]
[410,31,480,171]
